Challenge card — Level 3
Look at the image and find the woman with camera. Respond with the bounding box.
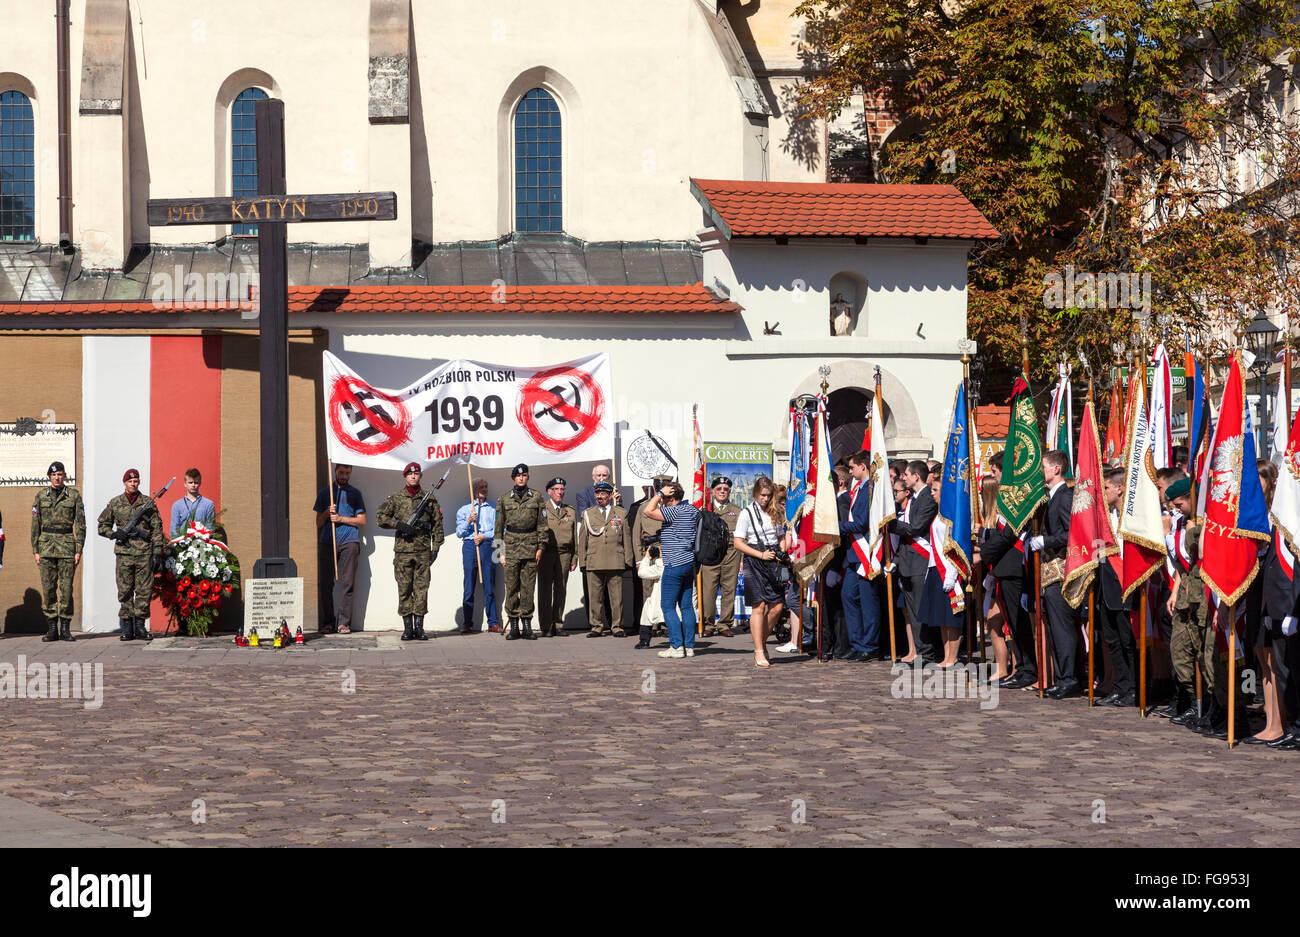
[643,480,700,658]
[734,477,794,668]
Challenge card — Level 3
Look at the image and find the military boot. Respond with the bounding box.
[522,617,536,640]
[413,615,429,641]
[59,618,75,642]
[134,617,152,642]
[401,615,415,641]
[119,618,132,641]
[1168,688,1196,725]
[42,618,59,642]
[506,618,520,641]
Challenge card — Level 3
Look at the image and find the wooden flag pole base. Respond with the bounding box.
[1228,612,1237,749]
[1138,585,1148,717]
[1087,587,1096,707]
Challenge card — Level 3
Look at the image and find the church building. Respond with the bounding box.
[0,0,996,634]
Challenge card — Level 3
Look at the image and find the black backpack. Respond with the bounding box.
[693,508,731,566]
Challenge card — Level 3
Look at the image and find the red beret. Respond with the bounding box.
[403,462,422,474]
[123,468,140,482]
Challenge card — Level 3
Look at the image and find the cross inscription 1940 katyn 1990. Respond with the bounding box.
[146,98,397,580]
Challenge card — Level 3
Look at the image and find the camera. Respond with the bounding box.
[649,545,661,560]
[641,532,660,547]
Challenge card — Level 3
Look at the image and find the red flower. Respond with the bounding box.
[208,594,220,606]
[223,584,233,595]
[179,578,191,590]
[199,581,211,593]
[187,590,199,602]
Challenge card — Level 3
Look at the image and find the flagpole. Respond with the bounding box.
[961,346,976,667]
[1138,341,1149,716]
[327,459,339,580]
[876,366,898,663]
[1022,320,1048,697]
[1085,381,1095,707]
[694,403,703,637]
[1228,610,1237,747]
[467,461,483,585]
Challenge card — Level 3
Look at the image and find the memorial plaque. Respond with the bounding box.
[244,577,304,640]
[0,422,77,486]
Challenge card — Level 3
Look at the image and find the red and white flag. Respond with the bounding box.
[1117,367,1166,598]
[691,408,705,508]
[1149,343,1173,470]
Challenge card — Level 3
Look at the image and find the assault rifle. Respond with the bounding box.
[118,477,175,542]
[398,466,450,536]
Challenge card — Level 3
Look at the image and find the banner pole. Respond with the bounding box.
[467,461,482,586]
[1034,519,1045,697]
[1228,612,1237,748]
[1087,583,1096,706]
[875,366,898,663]
[816,575,823,661]
[327,459,339,580]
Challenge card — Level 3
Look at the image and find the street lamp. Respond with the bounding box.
[1244,311,1280,448]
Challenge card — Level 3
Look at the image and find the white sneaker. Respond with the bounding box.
[658,647,685,658]
[775,641,799,654]
[684,648,695,657]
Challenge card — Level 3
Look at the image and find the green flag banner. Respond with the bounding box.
[996,376,1047,534]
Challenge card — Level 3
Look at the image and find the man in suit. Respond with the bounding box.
[892,459,938,663]
[1095,466,1137,707]
[983,452,1039,690]
[1030,449,1080,699]
[837,450,883,662]
[577,482,634,637]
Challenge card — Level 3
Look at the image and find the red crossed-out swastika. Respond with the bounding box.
[328,375,413,456]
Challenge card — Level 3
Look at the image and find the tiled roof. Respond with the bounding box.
[975,405,1011,438]
[0,283,741,318]
[690,179,1000,240]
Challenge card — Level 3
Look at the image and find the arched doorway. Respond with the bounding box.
[826,387,893,466]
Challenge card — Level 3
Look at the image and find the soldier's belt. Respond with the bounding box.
[506,525,538,534]
[42,525,73,534]
[1041,557,1066,587]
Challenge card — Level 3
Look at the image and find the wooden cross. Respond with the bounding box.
[147,99,397,577]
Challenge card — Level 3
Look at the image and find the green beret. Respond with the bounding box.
[1166,477,1191,500]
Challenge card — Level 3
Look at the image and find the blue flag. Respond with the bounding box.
[1239,403,1272,538]
[1189,359,1210,462]
[786,409,808,525]
[939,381,974,574]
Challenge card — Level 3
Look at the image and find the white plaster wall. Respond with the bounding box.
[0,0,65,244]
[81,336,151,633]
[705,238,971,344]
[319,322,962,631]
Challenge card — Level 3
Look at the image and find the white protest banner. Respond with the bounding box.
[323,351,614,469]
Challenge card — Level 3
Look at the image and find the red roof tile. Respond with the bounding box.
[0,283,741,318]
[690,179,999,240]
[975,405,1010,439]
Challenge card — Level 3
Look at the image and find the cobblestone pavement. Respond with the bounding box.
[1,632,1297,847]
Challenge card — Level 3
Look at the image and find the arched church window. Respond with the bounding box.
[514,89,562,233]
[232,87,269,235]
[0,90,36,241]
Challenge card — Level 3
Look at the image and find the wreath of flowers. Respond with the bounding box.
[154,522,241,637]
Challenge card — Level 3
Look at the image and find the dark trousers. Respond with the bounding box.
[1282,632,1300,730]
[1044,582,1079,689]
[842,566,881,655]
[461,538,498,629]
[1099,604,1137,697]
[823,583,849,656]
[997,574,1038,681]
[318,539,359,630]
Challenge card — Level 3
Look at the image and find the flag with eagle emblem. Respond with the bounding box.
[1200,354,1271,605]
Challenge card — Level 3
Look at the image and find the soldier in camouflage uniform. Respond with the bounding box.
[97,468,165,642]
[1167,480,1215,730]
[31,461,86,642]
[376,462,444,640]
[494,463,546,641]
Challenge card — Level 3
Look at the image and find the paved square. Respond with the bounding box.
[1,632,1296,846]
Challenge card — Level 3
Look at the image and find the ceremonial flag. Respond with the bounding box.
[1062,402,1117,608]
[1149,343,1174,470]
[865,391,897,577]
[1117,368,1166,599]
[1103,379,1123,463]
[1188,359,1211,482]
[786,406,808,525]
[1045,362,1074,477]
[1272,374,1289,465]
[691,409,705,508]
[995,377,1046,534]
[939,380,975,577]
[794,398,840,577]
[1200,355,1272,605]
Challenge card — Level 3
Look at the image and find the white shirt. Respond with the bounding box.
[735,504,783,547]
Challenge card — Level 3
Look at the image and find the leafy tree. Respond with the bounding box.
[794,0,1300,392]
